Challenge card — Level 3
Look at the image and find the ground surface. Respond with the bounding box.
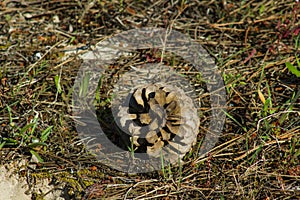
[0,0,300,199]
[0,162,31,200]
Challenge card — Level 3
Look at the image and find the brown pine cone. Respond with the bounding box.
[114,82,199,164]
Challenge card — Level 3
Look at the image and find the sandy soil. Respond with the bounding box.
[0,164,30,200]
[0,160,66,200]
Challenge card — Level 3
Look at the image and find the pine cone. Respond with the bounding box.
[114,81,199,164]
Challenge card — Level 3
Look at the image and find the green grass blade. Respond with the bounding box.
[54,74,62,94]
[0,141,6,149]
[285,62,300,77]
[40,126,53,142]
[30,150,44,163]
